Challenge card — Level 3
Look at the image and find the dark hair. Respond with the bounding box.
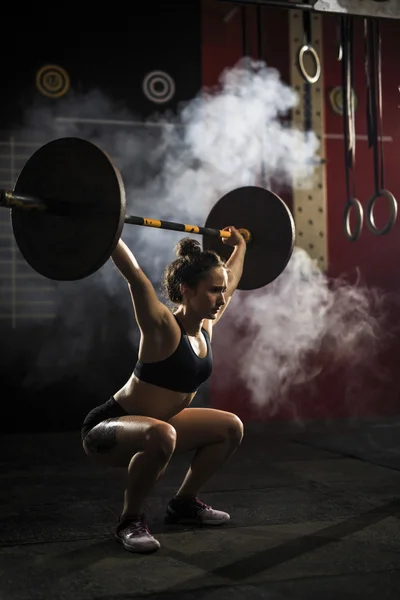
[161,238,227,304]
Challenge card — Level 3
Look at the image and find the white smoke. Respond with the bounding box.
[107,58,319,283]
[180,59,318,189]
[20,57,319,280]
[3,57,392,410]
[212,247,393,414]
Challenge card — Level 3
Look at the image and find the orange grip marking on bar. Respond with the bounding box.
[144,218,161,227]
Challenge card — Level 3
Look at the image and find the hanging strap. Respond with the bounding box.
[337,18,343,62]
[341,15,363,242]
[257,5,267,188]
[365,18,397,236]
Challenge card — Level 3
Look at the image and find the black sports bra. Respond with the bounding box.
[133,315,212,393]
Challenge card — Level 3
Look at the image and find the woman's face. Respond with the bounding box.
[182,267,228,319]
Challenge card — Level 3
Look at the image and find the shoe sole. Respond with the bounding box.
[115,535,160,553]
[165,517,230,526]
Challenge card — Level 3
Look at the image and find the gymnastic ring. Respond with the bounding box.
[298,45,321,85]
[366,189,398,236]
[343,197,363,242]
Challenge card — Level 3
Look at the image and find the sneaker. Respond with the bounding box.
[165,495,230,526]
[115,514,160,553]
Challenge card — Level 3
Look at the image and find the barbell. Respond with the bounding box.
[0,137,295,291]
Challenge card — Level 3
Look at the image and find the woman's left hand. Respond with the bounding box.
[221,226,247,247]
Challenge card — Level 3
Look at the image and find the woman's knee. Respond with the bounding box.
[225,413,244,448]
[146,422,177,460]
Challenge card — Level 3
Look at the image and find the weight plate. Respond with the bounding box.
[12,137,126,280]
[203,186,295,290]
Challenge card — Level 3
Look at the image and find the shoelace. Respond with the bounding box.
[192,497,211,512]
[120,518,150,537]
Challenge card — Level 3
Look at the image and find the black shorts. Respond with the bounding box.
[81,396,128,441]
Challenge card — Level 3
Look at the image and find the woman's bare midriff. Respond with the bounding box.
[114,374,196,422]
[112,312,208,422]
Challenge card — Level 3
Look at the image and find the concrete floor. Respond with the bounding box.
[1,417,400,599]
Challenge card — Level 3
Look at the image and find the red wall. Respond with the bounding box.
[201,0,400,421]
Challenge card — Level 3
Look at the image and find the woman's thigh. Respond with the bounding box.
[82,415,166,467]
[168,408,244,453]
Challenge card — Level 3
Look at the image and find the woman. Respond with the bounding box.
[81,226,246,554]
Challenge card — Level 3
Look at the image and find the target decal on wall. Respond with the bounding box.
[328,86,358,116]
[142,70,175,104]
[36,64,70,99]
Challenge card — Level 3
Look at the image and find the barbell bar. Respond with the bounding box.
[0,137,295,291]
[0,190,251,242]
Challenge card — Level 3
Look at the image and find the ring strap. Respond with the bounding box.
[364,19,397,235]
[341,15,362,241]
